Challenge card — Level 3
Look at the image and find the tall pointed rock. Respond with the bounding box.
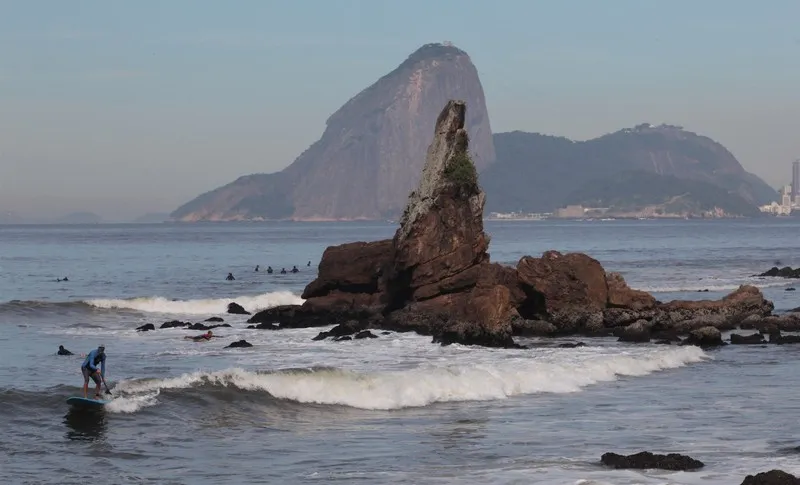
[390,100,490,303]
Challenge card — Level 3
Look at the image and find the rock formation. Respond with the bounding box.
[250,100,517,346]
[246,100,778,348]
[172,43,495,221]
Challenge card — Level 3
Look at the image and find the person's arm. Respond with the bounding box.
[85,351,96,371]
[100,355,106,376]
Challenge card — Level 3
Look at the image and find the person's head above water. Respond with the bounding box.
[98,344,105,354]
[59,345,65,350]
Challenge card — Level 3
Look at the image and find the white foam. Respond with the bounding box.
[105,391,160,414]
[106,346,708,412]
[85,291,303,315]
[638,278,792,293]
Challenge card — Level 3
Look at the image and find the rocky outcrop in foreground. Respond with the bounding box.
[246,100,777,348]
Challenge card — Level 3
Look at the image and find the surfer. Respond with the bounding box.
[226,272,235,281]
[57,345,73,356]
[266,266,273,274]
[280,268,287,274]
[291,265,299,273]
[80,345,106,399]
[254,265,259,272]
[184,330,214,342]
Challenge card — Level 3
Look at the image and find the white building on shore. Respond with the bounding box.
[759,185,794,215]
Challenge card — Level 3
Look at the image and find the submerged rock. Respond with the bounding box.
[160,320,191,329]
[730,333,766,345]
[224,339,253,349]
[136,323,155,332]
[600,451,704,471]
[557,342,586,348]
[187,322,231,331]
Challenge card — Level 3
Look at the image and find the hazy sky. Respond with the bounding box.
[2,0,799,220]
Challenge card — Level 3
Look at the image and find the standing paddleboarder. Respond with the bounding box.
[81,344,107,399]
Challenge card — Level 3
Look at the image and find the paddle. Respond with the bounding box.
[100,373,113,396]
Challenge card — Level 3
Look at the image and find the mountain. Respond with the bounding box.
[564,171,762,217]
[482,124,778,214]
[172,43,495,221]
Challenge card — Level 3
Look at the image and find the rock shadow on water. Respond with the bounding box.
[63,407,108,442]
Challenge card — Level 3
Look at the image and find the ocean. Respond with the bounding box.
[2,219,800,485]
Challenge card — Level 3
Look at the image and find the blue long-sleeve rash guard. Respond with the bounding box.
[82,349,106,375]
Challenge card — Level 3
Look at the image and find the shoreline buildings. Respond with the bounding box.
[759,160,800,215]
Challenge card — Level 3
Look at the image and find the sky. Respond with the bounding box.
[1,0,799,221]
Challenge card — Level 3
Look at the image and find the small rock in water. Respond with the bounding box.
[557,342,585,348]
[681,326,725,347]
[740,469,800,485]
[227,302,251,315]
[354,330,378,339]
[205,317,224,322]
[730,333,766,345]
[600,451,704,471]
[136,323,155,332]
[224,339,253,349]
[616,320,651,343]
[160,320,191,329]
[786,288,796,292]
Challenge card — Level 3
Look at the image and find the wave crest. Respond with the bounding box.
[105,347,709,413]
[85,291,303,315]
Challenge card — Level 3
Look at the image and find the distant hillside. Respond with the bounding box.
[564,171,762,217]
[482,124,777,214]
[172,42,495,221]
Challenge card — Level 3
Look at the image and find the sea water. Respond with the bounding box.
[2,219,800,484]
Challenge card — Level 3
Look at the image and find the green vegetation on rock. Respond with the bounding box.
[444,152,478,188]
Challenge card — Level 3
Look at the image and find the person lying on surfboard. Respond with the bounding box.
[184,330,215,342]
[81,345,106,399]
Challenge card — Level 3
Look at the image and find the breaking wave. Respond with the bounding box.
[85,291,303,315]
[105,346,709,413]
